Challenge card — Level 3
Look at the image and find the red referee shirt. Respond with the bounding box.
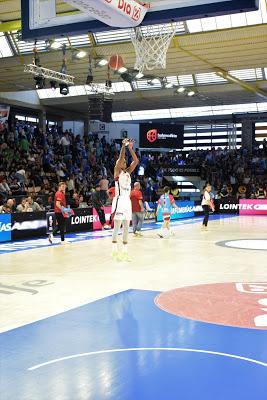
[130,189,143,212]
[54,191,66,213]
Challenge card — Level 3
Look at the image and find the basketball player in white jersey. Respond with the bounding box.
[111,138,139,261]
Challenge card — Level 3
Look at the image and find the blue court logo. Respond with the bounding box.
[0,214,12,242]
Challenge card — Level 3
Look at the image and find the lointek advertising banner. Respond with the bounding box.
[239,199,267,215]
[157,200,198,222]
[93,206,112,230]
[216,198,239,214]
[67,208,94,232]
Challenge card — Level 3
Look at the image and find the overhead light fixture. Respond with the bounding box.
[74,50,87,59]
[177,87,185,93]
[47,40,63,50]
[187,90,195,96]
[59,83,69,95]
[135,71,144,79]
[34,76,45,89]
[50,80,57,90]
[118,67,128,74]
[150,77,160,85]
[97,58,108,66]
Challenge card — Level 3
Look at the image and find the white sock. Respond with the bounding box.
[122,244,128,253]
[112,243,118,252]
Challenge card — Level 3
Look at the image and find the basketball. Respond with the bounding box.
[108,54,124,70]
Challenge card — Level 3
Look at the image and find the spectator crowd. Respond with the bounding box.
[0,118,267,214]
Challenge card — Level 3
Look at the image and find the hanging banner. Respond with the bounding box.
[65,0,148,27]
[0,105,10,131]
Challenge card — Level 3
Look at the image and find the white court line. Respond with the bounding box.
[28,347,267,370]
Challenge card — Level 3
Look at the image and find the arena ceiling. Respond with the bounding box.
[0,0,267,116]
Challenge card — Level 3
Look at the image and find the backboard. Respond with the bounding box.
[21,0,259,40]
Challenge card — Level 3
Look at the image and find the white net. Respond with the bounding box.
[130,23,177,73]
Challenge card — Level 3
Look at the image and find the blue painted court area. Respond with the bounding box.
[0,214,235,254]
[1,289,266,400]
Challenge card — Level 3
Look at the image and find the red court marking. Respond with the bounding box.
[155,283,267,330]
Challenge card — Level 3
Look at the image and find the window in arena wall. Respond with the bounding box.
[255,122,267,142]
[0,33,13,57]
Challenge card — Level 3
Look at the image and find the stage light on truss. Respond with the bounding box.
[118,67,128,74]
[24,64,75,85]
[177,87,185,93]
[59,83,69,95]
[187,90,195,96]
[97,58,109,67]
[135,71,144,79]
[50,80,57,90]
[34,76,45,89]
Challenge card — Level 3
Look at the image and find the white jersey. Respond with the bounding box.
[201,190,211,206]
[115,171,131,197]
[112,171,132,221]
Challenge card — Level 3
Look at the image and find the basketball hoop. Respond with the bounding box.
[130,23,177,73]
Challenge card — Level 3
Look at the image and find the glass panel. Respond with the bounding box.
[112,82,132,92]
[0,33,13,57]
[186,19,202,33]
[195,72,227,85]
[178,75,194,86]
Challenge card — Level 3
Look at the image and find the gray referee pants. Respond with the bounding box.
[132,212,145,233]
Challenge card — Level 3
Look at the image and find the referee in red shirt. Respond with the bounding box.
[49,181,67,244]
[130,182,145,237]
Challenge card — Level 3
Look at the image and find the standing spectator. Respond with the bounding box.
[48,181,68,244]
[91,184,110,230]
[130,182,145,237]
[60,132,70,154]
[20,133,30,153]
[99,175,109,204]
[15,168,26,184]
[67,174,75,197]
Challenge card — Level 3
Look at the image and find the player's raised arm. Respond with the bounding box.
[114,139,128,176]
[126,139,139,174]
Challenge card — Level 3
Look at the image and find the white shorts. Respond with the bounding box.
[112,196,132,221]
